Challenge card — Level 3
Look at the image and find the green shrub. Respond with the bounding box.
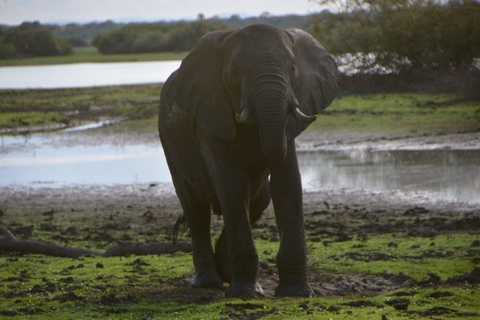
[0,22,72,59]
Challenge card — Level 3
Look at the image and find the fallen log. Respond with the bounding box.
[104,239,192,257]
[0,225,192,258]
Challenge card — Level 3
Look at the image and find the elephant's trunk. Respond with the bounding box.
[253,76,289,164]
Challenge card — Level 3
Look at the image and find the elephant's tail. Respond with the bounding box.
[173,213,188,245]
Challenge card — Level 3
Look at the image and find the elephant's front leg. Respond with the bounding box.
[204,150,263,297]
[269,139,313,297]
[221,196,263,298]
[215,181,271,284]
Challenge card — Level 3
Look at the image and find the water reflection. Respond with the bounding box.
[299,149,480,203]
[0,135,171,185]
[1,135,479,203]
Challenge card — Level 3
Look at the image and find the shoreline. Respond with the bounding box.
[0,48,188,67]
[1,129,479,210]
[0,57,183,68]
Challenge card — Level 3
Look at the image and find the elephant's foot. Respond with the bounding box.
[225,280,264,298]
[191,271,223,289]
[275,281,313,297]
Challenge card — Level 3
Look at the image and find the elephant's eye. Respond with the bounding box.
[290,66,298,83]
[230,66,238,77]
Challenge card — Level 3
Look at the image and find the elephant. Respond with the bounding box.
[158,24,337,297]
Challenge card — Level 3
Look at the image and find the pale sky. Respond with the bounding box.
[0,0,323,25]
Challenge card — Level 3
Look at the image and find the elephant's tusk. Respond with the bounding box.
[293,107,317,124]
[235,108,250,123]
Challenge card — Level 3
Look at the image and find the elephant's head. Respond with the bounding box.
[175,25,338,163]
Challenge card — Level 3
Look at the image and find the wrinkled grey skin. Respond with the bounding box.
[158,25,337,298]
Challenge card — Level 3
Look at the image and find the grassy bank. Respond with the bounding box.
[1,189,479,319]
[1,84,479,136]
[0,84,162,133]
[312,93,480,137]
[0,245,478,319]
[0,46,187,66]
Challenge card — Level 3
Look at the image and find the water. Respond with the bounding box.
[0,135,170,186]
[1,134,479,203]
[299,149,480,203]
[0,61,181,89]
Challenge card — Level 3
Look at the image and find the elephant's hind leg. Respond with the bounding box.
[178,187,222,289]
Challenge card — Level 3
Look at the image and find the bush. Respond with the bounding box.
[0,22,72,59]
[0,42,17,59]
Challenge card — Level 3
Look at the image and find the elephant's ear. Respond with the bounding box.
[175,30,236,140]
[284,28,338,139]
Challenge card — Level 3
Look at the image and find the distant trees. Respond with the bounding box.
[91,14,315,54]
[66,37,88,47]
[46,20,123,46]
[224,13,312,30]
[311,0,480,74]
[0,22,72,59]
[92,18,226,54]
[0,14,315,59]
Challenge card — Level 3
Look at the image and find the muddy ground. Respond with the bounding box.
[1,128,479,318]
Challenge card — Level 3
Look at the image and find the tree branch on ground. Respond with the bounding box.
[0,225,192,258]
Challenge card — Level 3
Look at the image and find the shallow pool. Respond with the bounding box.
[299,149,480,203]
[1,134,479,203]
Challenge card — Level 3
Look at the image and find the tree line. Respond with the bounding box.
[0,22,72,59]
[92,18,225,54]
[0,14,310,59]
[91,14,313,54]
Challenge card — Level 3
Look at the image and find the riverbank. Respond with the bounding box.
[1,84,479,136]
[0,46,188,66]
[0,84,162,133]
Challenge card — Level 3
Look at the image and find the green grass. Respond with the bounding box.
[306,234,477,281]
[1,85,479,135]
[1,236,479,319]
[311,93,480,136]
[0,84,162,112]
[1,201,479,318]
[0,111,69,128]
[0,84,162,131]
[0,46,188,66]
